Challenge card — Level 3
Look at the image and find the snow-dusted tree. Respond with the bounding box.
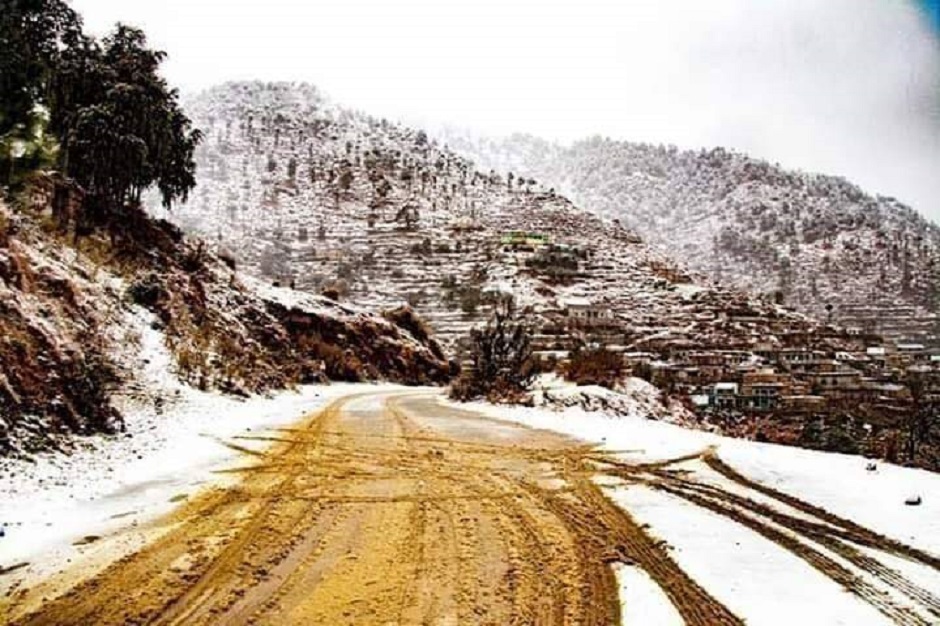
[450,296,535,400]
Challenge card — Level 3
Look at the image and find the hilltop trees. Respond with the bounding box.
[2,3,201,214]
[1,0,82,186]
[53,25,202,210]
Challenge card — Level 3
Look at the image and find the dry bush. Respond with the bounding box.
[0,247,36,291]
[296,333,365,382]
[218,250,237,271]
[459,286,481,316]
[321,279,349,301]
[383,305,432,344]
[0,209,10,247]
[450,298,535,401]
[563,347,625,389]
[181,242,207,274]
[126,273,166,308]
[175,344,206,387]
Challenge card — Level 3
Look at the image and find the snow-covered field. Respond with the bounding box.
[448,394,940,626]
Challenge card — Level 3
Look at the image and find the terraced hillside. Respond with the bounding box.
[440,133,940,347]
[164,82,838,361]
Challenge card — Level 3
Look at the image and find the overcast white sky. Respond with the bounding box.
[72,0,940,220]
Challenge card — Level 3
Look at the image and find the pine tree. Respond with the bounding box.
[0,0,81,188]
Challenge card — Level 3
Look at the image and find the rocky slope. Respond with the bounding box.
[439,133,940,347]
[0,180,449,455]
[168,82,847,366]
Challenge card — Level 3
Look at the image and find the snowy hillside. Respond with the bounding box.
[0,186,449,455]
[440,133,940,348]
[168,82,833,361]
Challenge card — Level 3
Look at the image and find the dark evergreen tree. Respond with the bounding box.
[3,6,200,210]
[54,25,201,209]
[0,0,81,187]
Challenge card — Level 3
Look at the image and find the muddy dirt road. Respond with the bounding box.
[2,391,938,625]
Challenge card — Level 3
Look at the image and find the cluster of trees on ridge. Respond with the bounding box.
[1,0,201,213]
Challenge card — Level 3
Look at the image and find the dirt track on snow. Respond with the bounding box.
[2,391,938,625]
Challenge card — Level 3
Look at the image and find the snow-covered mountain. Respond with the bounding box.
[438,132,940,347]
[169,82,842,361]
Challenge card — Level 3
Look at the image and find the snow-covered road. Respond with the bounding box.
[2,386,939,625]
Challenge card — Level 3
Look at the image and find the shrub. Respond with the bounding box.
[336,261,355,280]
[383,305,433,344]
[181,242,207,274]
[296,334,364,382]
[450,298,536,401]
[218,250,237,271]
[632,360,653,382]
[0,210,9,247]
[823,416,862,455]
[321,345,364,381]
[563,347,625,389]
[797,417,824,448]
[405,290,424,308]
[126,274,165,308]
[460,286,481,316]
[321,279,349,301]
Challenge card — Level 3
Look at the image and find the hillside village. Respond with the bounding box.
[441,133,940,352]
[162,82,940,469]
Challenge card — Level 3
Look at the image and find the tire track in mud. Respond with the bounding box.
[18,391,937,626]
[386,398,582,625]
[653,480,932,626]
[152,398,349,626]
[544,474,743,626]
[665,476,940,618]
[702,453,940,571]
[389,397,741,626]
[593,445,940,625]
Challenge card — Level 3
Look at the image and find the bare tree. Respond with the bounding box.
[450,296,535,400]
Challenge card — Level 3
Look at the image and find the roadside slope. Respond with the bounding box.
[0,188,449,456]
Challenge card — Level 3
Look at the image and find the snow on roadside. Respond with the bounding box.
[442,395,940,625]
[449,397,940,552]
[614,563,682,626]
[610,486,888,626]
[0,382,359,572]
[0,306,401,578]
[529,374,697,423]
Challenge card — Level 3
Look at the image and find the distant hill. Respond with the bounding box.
[438,132,940,347]
[170,82,844,362]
